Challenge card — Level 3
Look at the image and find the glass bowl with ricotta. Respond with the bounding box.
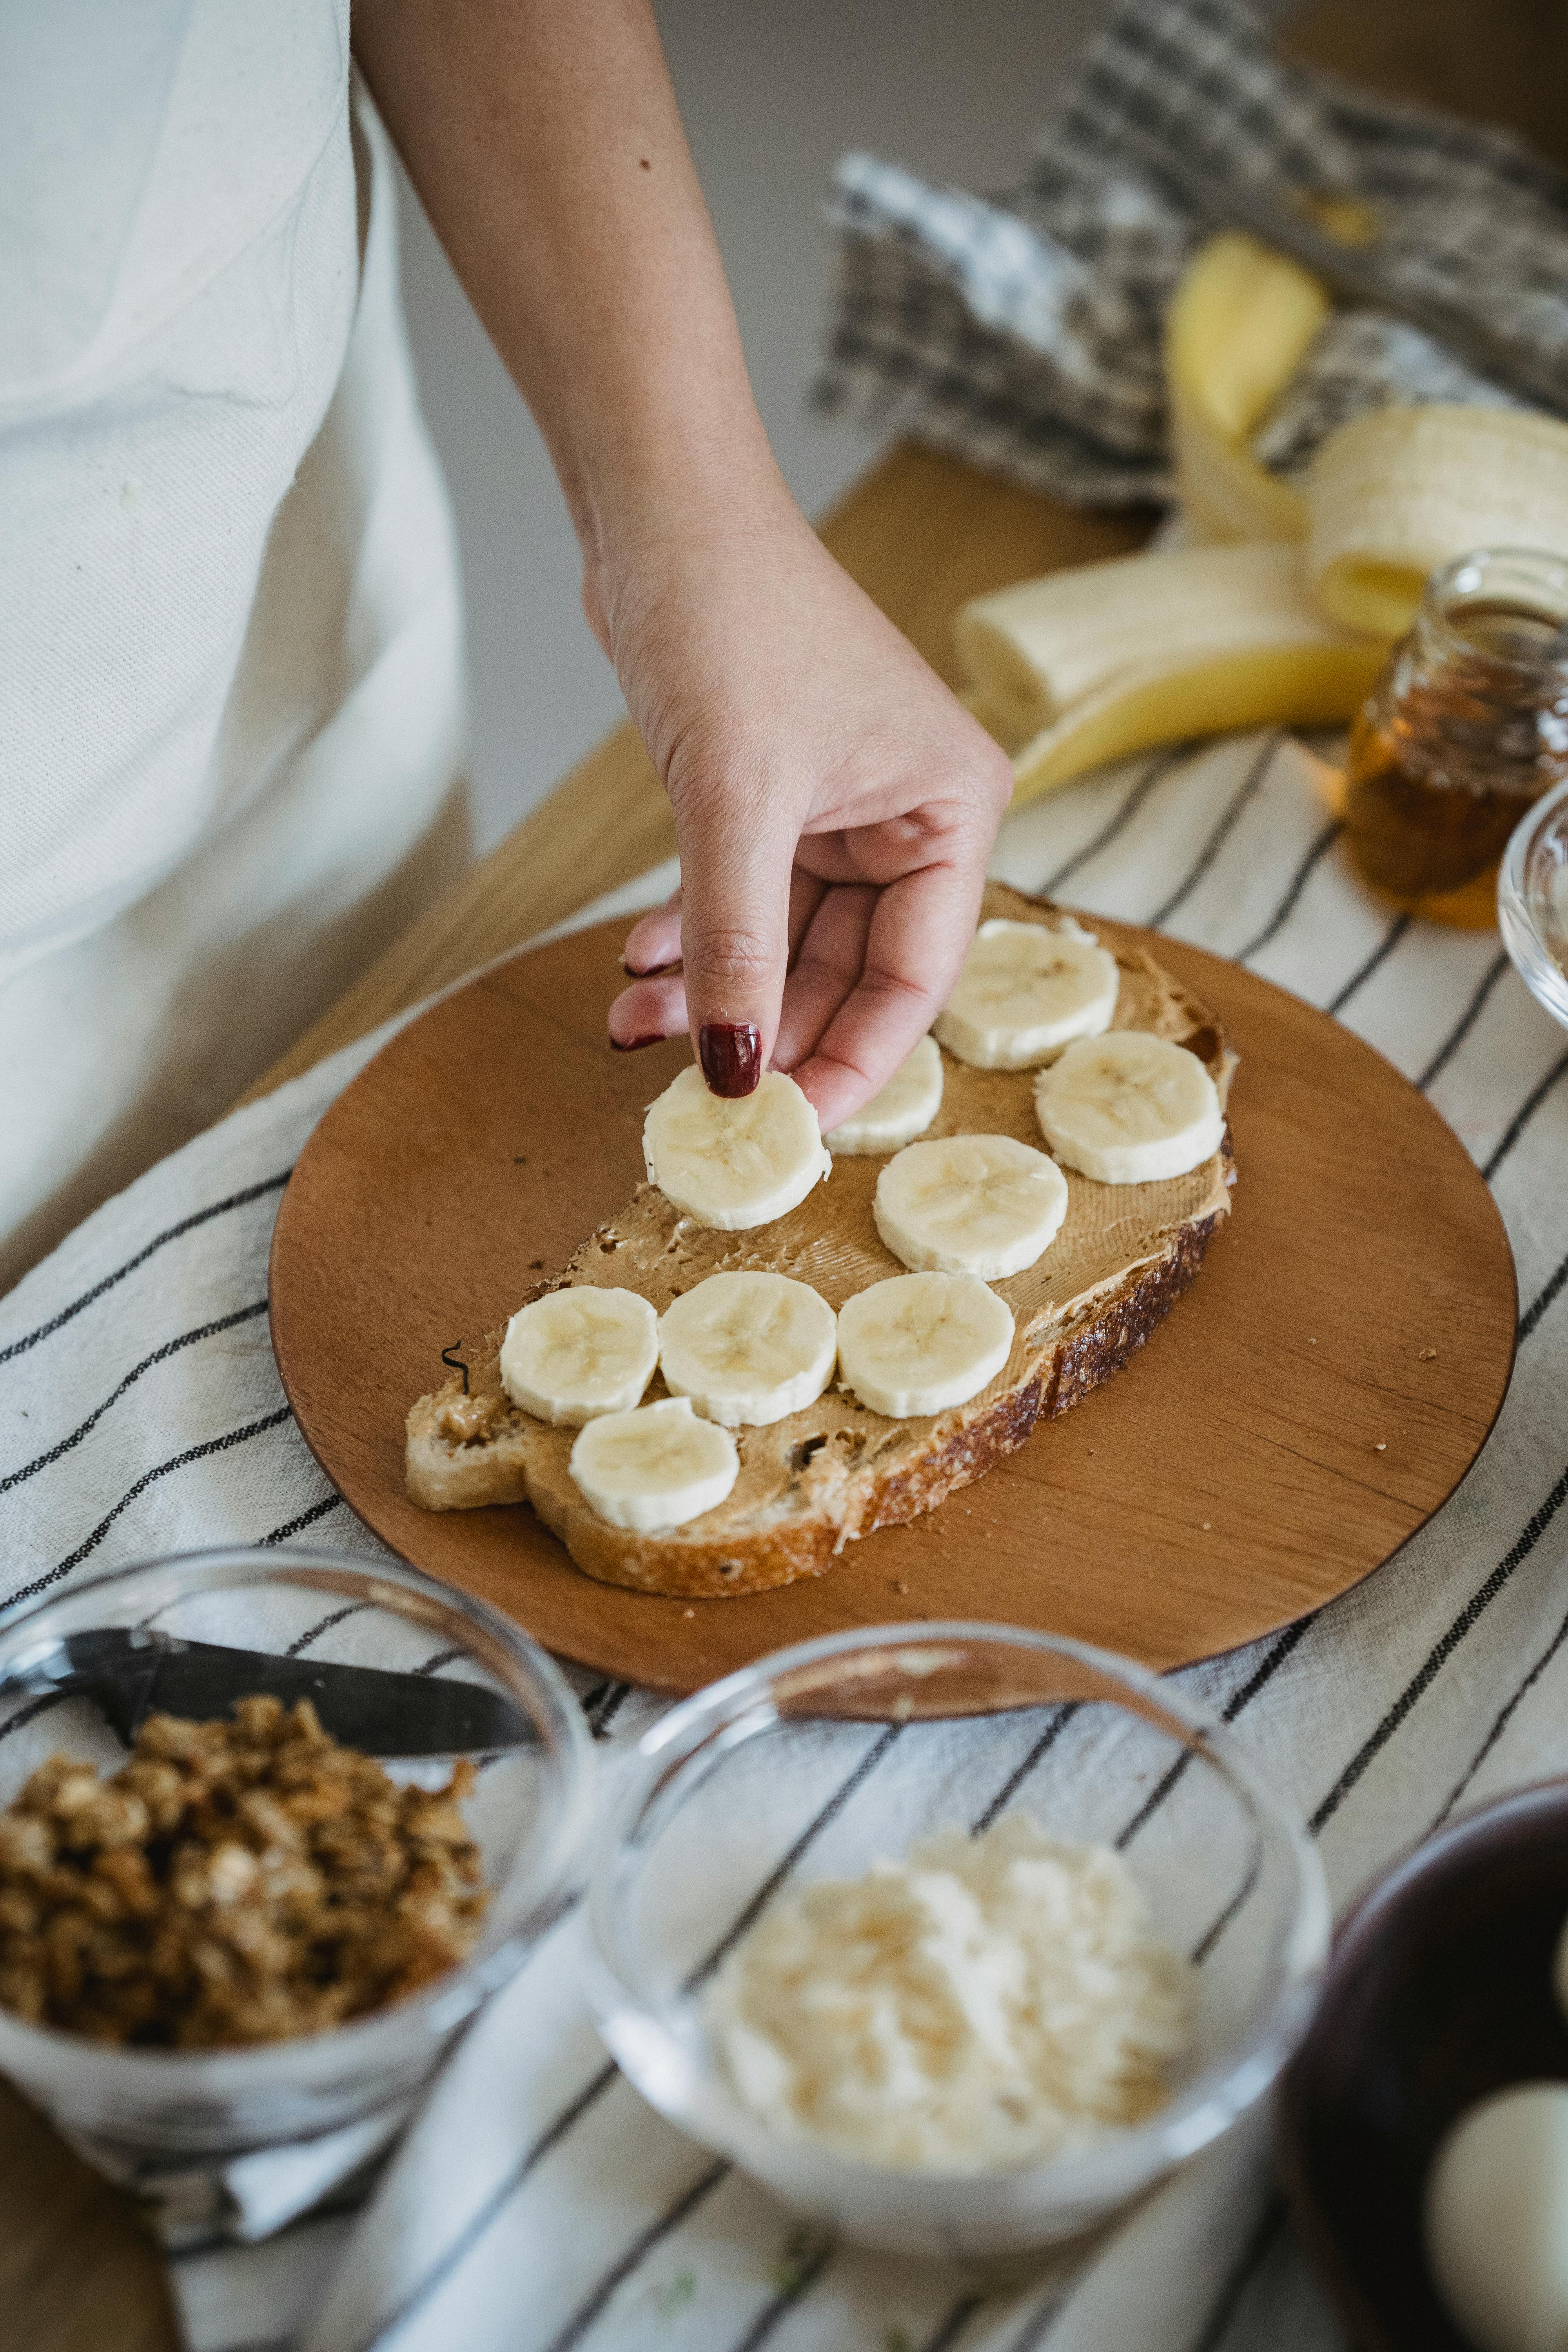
[587,1621,1328,2259]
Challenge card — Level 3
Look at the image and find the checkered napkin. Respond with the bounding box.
[813,0,1568,501]
[3,740,1568,2352]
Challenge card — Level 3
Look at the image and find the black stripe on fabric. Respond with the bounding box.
[415,1646,467,1678]
[592,1682,632,1739]
[725,2239,837,2352]
[1521,1245,1568,1344]
[1190,1849,1262,1968]
[1324,914,1411,1016]
[1115,1621,1311,1852]
[0,1690,68,1748]
[1309,1457,1568,1837]
[260,1494,345,1546]
[353,1724,905,2352]
[1185,2195,1286,2352]
[1235,819,1342,965]
[0,1173,291,1368]
[1005,2282,1072,2352]
[541,2160,729,2352]
[1416,952,1509,1092]
[922,2296,985,2352]
[1037,748,1187,895]
[5,1406,294,1613]
[1432,1590,1568,1831]
[687,1723,904,1991]
[972,1705,1078,1833]
[1145,733,1280,930]
[577,1679,612,1720]
[0,1300,271,1498]
[287,1602,367,1658]
[1482,1044,1568,1182]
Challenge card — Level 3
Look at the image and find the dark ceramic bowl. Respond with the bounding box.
[1278,1780,1568,2351]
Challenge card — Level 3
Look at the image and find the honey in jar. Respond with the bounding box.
[1344,548,1568,927]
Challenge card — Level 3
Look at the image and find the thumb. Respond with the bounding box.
[672,793,795,1098]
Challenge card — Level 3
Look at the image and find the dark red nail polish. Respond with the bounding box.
[610,1032,665,1053]
[698,1022,761,1097]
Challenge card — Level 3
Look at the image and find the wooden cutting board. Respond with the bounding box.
[269,915,1516,1693]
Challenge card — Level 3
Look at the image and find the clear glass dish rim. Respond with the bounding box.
[586,1618,1330,2203]
[1500,772,1568,975]
[0,1545,596,2085]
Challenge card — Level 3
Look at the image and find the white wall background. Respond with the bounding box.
[394,0,1109,853]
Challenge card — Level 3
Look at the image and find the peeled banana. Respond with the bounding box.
[825,1035,944,1155]
[958,544,1385,807]
[1035,1034,1223,1185]
[932,917,1118,1069]
[569,1396,739,1532]
[644,1067,829,1231]
[874,1133,1069,1279]
[500,1287,658,1426]
[659,1271,837,1427]
[836,1272,1015,1418]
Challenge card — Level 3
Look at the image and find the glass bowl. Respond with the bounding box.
[586,1621,1328,2261]
[0,1548,593,2243]
[1500,772,1568,1031]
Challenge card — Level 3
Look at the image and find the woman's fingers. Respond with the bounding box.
[621,890,683,978]
[789,855,984,1130]
[770,884,877,1074]
[606,969,687,1048]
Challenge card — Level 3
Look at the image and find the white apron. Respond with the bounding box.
[0,0,468,1291]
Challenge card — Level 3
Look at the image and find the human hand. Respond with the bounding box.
[599,497,1014,1133]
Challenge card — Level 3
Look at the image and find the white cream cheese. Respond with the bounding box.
[703,1813,1194,2173]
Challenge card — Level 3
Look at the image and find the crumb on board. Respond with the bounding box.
[0,1697,489,2047]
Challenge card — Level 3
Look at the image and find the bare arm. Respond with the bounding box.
[354,0,1012,1123]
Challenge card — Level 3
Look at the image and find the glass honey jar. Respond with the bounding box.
[1343,548,1568,927]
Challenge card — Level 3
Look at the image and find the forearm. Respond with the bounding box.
[353,0,787,606]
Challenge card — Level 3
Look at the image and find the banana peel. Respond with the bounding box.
[1164,232,1326,544]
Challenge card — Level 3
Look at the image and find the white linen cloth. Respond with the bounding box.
[0,0,468,1293]
[2,739,1567,2352]
[814,0,1568,502]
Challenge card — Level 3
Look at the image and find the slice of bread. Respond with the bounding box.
[406,885,1236,1599]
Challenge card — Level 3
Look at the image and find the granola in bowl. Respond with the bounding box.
[0,1694,491,2047]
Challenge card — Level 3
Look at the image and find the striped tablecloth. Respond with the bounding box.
[2,731,1565,2352]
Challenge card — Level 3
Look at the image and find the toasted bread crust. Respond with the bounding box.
[405,889,1236,1600]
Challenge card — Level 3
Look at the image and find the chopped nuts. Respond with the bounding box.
[0,1697,490,2048]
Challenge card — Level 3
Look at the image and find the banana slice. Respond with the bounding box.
[874,1134,1069,1279]
[643,1067,830,1230]
[1035,1034,1224,1184]
[500,1286,659,1426]
[933,919,1120,1070]
[568,1395,739,1532]
[824,1035,944,1156]
[837,1273,1015,1418]
[659,1272,837,1427]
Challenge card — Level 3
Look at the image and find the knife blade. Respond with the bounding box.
[16,1628,531,1756]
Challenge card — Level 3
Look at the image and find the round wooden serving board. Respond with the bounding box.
[269,915,1516,1693]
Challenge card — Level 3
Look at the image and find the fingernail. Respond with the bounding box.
[698,1022,762,1097]
[621,955,682,978]
[610,1032,665,1053]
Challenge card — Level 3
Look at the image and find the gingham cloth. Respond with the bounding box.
[813,0,1568,501]
[2,735,1566,2352]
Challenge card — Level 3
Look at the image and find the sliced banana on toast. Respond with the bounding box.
[660,1271,837,1427]
[933,917,1119,1070]
[569,1395,739,1531]
[837,1272,1014,1417]
[643,1066,829,1230]
[499,1287,658,1425]
[824,1034,944,1156]
[1035,1033,1223,1184]
[875,1133,1069,1280]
